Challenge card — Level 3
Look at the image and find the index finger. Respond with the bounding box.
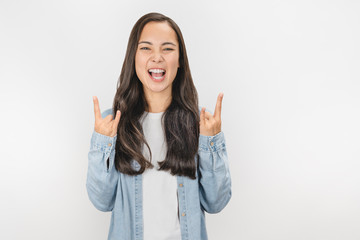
[213,92,223,120]
[93,96,102,121]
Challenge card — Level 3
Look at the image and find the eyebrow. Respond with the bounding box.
[138,41,177,46]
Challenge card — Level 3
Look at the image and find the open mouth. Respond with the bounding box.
[148,68,166,81]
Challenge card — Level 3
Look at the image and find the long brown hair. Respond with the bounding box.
[112,12,199,179]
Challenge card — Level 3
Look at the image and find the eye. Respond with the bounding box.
[140,47,150,50]
[164,48,174,51]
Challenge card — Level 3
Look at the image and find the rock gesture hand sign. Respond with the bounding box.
[200,93,224,136]
[93,96,121,137]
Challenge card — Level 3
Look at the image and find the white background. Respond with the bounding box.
[1,0,360,239]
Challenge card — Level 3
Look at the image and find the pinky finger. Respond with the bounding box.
[200,107,206,124]
[113,110,121,127]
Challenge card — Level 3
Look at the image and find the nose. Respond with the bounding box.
[151,50,164,63]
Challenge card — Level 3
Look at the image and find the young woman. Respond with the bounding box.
[86,12,231,240]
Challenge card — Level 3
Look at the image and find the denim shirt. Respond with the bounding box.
[86,107,232,240]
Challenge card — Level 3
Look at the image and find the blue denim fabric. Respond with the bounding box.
[86,107,232,240]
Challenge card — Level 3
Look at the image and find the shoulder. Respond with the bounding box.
[101,108,114,119]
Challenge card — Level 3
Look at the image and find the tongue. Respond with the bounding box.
[151,72,163,78]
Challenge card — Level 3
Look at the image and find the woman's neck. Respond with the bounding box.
[145,92,172,113]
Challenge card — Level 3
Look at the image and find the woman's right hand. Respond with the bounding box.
[93,96,121,137]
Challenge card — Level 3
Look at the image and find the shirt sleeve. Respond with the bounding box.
[197,131,232,213]
[86,109,119,212]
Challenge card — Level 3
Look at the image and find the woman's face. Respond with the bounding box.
[135,21,180,99]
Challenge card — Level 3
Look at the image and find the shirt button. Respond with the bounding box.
[108,143,112,147]
[210,142,214,146]
[179,184,183,187]
[182,212,186,217]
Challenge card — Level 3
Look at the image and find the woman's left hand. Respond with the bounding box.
[200,93,223,136]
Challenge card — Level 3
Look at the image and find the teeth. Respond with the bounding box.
[148,69,165,73]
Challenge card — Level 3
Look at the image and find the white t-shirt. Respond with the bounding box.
[140,111,182,240]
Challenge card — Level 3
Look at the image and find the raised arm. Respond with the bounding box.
[198,93,232,213]
[86,96,121,212]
